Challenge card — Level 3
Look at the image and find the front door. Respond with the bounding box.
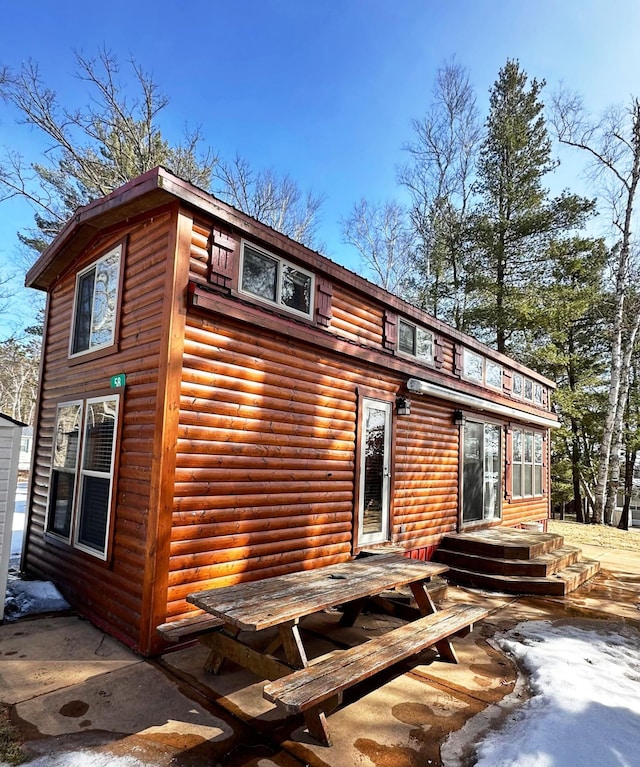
[357,398,392,546]
[462,420,501,525]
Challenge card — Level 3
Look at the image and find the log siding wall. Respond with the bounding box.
[24,208,176,649]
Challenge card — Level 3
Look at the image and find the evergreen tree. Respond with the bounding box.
[469,60,595,354]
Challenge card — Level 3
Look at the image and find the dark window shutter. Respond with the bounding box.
[383,310,397,351]
[503,369,513,396]
[208,229,236,290]
[434,336,444,369]
[316,276,333,327]
[454,344,463,376]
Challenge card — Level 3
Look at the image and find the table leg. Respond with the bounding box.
[338,597,367,627]
[410,580,458,663]
[278,620,334,746]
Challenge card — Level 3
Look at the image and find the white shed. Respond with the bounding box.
[0,414,26,621]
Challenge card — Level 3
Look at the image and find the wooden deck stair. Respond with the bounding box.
[433,528,600,596]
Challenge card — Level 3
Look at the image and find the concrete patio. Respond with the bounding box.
[1,543,639,767]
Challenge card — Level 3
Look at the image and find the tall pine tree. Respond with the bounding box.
[469,60,594,354]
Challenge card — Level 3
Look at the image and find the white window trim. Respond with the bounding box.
[46,399,83,544]
[46,395,119,560]
[512,427,544,499]
[69,244,122,359]
[397,318,434,363]
[485,360,503,391]
[238,240,315,320]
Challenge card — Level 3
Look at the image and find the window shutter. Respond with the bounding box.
[504,426,513,502]
[208,228,236,290]
[383,310,397,351]
[434,336,444,369]
[316,276,333,327]
[503,369,513,396]
[454,344,463,376]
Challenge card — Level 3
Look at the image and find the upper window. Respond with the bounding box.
[485,360,503,390]
[463,350,484,382]
[70,245,122,357]
[46,395,119,560]
[239,242,314,319]
[462,349,502,389]
[512,429,544,498]
[398,319,433,363]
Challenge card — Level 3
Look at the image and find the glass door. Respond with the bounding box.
[357,398,392,546]
[462,420,501,525]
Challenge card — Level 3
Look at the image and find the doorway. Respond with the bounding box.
[357,397,392,546]
[462,420,501,525]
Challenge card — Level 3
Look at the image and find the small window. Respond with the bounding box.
[46,395,119,560]
[398,319,433,362]
[486,360,503,390]
[512,374,523,399]
[71,245,122,357]
[524,379,534,402]
[463,349,484,382]
[240,242,314,318]
[512,428,544,498]
[534,384,544,406]
[47,402,82,540]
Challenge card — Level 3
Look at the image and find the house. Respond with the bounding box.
[0,413,26,620]
[21,167,558,654]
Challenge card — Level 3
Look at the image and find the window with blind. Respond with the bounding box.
[46,395,119,559]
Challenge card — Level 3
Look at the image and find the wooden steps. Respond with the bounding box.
[434,528,600,596]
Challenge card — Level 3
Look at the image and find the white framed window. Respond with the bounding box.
[512,373,523,398]
[46,395,120,560]
[239,242,314,319]
[524,378,534,402]
[398,319,433,362]
[463,349,484,382]
[70,245,122,357]
[534,383,544,406]
[512,429,544,498]
[486,360,503,390]
[463,349,503,390]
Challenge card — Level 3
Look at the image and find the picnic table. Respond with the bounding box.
[183,553,488,746]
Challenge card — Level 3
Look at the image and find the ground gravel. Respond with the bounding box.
[548,519,640,552]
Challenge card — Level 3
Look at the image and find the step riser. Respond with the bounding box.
[435,548,580,577]
[438,534,562,560]
[435,529,600,597]
[445,560,600,597]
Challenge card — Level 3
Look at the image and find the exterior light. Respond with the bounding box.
[453,409,465,426]
[396,396,411,416]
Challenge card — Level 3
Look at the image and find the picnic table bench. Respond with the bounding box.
[168,554,488,746]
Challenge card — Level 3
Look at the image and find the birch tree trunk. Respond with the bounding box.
[553,96,640,524]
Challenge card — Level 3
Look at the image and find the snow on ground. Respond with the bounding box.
[443,619,640,767]
[4,483,70,620]
[1,753,147,767]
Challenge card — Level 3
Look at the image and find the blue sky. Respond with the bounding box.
[2,0,640,334]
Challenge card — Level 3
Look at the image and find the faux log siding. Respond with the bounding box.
[190,218,211,283]
[393,398,459,547]
[503,496,550,525]
[167,316,404,618]
[24,212,174,648]
[327,284,385,347]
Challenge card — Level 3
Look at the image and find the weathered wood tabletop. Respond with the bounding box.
[187,553,449,631]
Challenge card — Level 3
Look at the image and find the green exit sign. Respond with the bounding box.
[110,373,126,388]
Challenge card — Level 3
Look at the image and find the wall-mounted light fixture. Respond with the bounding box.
[453,409,465,426]
[396,396,411,416]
